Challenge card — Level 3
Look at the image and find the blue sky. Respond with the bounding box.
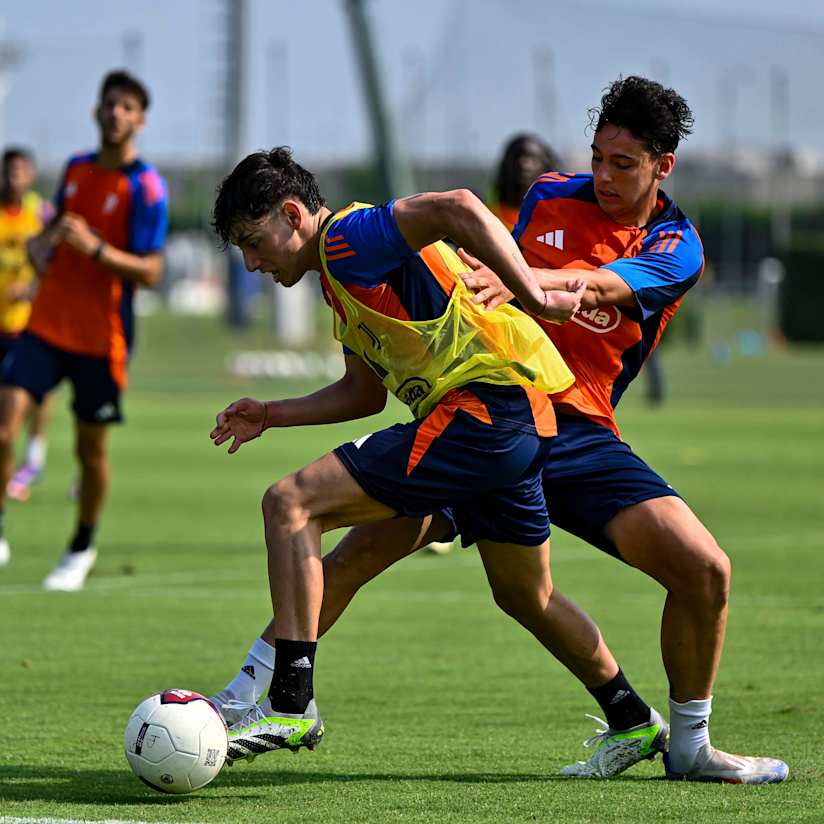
[2,0,823,169]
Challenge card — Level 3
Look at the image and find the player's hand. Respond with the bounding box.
[210,398,268,454]
[457,248,515,310]
[539,279,586,323]
[59,212,100,257]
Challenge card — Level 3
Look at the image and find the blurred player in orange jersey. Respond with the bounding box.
[488,134,561,231]
[0,70,168,588]
[0,148,55,502]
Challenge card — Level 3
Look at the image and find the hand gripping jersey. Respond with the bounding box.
[27,152,168,386]
[319,202,573,419]
[0,191,48,335]
[514,173,703,435]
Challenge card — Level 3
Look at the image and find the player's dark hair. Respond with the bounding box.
[212,147,326,247]
[2,146,34,168]
[100,69,150,111]
[493,133,561,207]
[590,76,693,155]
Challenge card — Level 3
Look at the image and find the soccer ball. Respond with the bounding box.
[124,689,228,794]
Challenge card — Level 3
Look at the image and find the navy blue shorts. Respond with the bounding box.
[1,331,124,424]
[334,390,552,547]
[442,413,679,558]
[540,413,679,559]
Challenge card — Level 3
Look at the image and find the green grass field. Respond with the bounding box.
[1,309,822,824]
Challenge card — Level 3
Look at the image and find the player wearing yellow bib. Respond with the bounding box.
[0,148,54,516]
[207,148,632,760]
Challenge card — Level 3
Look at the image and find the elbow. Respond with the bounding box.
[365,389,387,416]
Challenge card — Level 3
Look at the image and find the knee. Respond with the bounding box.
[491,577,553,624]
[75,439,106,469]
[671,538,731,610]
[261,475,308,534]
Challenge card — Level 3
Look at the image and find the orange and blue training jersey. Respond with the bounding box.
[319,201,556,436]
[27,152,168,384]
[513,172,703,435]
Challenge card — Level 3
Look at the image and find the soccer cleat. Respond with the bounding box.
[559,709,669,779]
[0,537,9,567]
[424,539,457,555]
[664,744,789,784]
[224,698,324,763]
[209,690,249,727]
[7,462,42,502]
[42,548,97,591]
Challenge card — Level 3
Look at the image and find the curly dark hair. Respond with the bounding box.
[589,76,694,155]
[212,147,326,247]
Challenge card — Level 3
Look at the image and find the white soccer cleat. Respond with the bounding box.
[224,697,324,763]
[424,539,457,555]
[42,548,97,591]
[0,537,9,567]
[665,744,789,784]
[559,708,669,779]
[209,689,249,726]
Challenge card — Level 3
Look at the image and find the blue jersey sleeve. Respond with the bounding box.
[324,202,414,287]
[127,167,169,253]
[603,222,703,318]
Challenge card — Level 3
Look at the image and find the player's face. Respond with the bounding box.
[591,125,674,225]
[2,157,35,198]
[96,88,145,148]
[516,139,549,190]
[232,203,308,288]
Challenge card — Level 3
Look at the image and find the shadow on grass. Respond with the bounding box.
[0,763,655,805]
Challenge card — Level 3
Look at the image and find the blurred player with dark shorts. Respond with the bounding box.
[0,70,168,590]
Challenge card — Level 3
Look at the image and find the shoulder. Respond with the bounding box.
[641,195,703,265]
[526,172,595,203]
[122,159,168,206]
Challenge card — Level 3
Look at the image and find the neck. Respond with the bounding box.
[306,205,333,270]
[614,187,662,228]
[97,140,138,170]
[0,188,22,207]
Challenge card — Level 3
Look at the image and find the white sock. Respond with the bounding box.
[26,436,48,471]
[215,637,275,706]
[668,696,713,773]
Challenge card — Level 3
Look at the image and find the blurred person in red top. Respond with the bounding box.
[0,147,55,502]
[488,134,561,231]
[0,70,168,589]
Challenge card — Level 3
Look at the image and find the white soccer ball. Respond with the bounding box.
[124,689,228,794]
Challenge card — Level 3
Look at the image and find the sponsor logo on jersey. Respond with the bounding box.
[102,193,120,214]
[571,305,622,333]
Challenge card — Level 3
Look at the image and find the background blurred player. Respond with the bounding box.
[488,133,561,231]
[0,147,54,506]
[0,70,168,589]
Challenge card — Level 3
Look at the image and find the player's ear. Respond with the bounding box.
[655,152,675,181]
[281,199,302,231]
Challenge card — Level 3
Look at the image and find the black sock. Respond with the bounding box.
[0,508,5,539]
[587,669,650,731]
[268,639,316,714]
[69,523,96,553]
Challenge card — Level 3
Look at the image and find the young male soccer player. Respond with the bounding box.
[214,77,787,784]
[0,70,168,589]
[0,148,54,511]
[208,147,657,760]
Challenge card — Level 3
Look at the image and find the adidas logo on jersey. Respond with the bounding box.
[536,229,564,250]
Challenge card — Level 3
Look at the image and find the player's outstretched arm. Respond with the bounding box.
[393,190,581,321]
[210,355,387,453]
[458,249,635,312]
